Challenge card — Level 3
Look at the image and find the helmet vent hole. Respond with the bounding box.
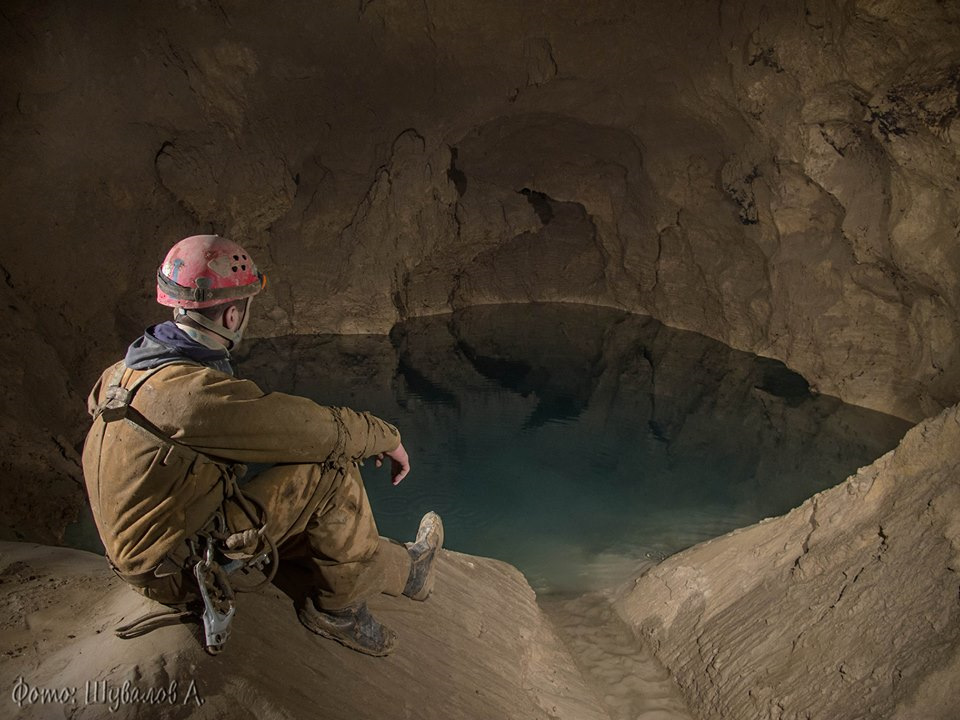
[231,266,238,272]
[242,254,247,260]
[241,264,247,270]
[233,255,240,260]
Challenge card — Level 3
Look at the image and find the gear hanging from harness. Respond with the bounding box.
[92,360,279,654]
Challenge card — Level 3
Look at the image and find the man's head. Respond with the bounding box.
[156,234,265,351]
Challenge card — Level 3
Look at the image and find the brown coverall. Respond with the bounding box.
[82,361,411,609]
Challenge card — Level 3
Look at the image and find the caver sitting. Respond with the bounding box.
[82,233,442,656]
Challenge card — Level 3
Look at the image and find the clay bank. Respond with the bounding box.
[0,1,958,719]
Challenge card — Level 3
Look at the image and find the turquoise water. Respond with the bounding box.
[238,305,912,594]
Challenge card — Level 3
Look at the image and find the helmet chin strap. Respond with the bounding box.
[174,298,250,351]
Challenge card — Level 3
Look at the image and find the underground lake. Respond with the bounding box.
[230,303,912,595]
[65,303,913,595]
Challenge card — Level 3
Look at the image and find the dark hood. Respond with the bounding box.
[124,321,234,376]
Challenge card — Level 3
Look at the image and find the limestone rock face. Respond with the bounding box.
[1,2,959,697]
[2,1,958,421]
[0,542,606,720]
[614,403,960,720]
[0,1,956,536]
[0,279,85,545]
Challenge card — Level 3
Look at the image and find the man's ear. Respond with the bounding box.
[223,304,241,331]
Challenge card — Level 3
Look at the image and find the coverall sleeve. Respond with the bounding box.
[159,369,401,466]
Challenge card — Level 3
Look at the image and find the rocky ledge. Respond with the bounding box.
[0,544,606,720]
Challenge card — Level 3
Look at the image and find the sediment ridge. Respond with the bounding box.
[615,402,960,719]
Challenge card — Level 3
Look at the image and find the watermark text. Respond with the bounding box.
[11,676,204,712]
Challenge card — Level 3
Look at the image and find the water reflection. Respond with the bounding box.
[241,304,911,593]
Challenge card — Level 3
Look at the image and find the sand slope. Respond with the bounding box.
[0,544,609,720]
[616,403,960,720]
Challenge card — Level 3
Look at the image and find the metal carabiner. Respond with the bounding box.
[193,540,236,655]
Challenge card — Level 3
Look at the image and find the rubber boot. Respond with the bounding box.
[297,598,397,657]
[403,511,444,601]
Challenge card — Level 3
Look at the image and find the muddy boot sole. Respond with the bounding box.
[404,511,444,601]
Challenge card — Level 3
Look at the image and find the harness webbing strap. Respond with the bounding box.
[101,396,196,454]
[95,359,278,652]
[95,361,200,444]
[157,268,261,304]
[115,608,196,639]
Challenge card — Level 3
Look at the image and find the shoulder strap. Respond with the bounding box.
[95,359,256,510]
[94,360,201,451]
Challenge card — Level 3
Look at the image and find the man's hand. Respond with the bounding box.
[375,441,410,486]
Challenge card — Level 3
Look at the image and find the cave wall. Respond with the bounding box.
[1,1,959,535]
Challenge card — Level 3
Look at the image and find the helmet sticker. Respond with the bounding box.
[157,235,263,308]
[207,255,234,277]
[170,258,185,283]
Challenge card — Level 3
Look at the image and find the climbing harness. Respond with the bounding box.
[112,522,276,654]
[189,531,274,653]
[94,360,278,654]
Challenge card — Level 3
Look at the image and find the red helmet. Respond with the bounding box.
[157,234,266,309]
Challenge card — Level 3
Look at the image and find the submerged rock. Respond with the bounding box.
[0,544,606,720]
[615,403,960,719]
